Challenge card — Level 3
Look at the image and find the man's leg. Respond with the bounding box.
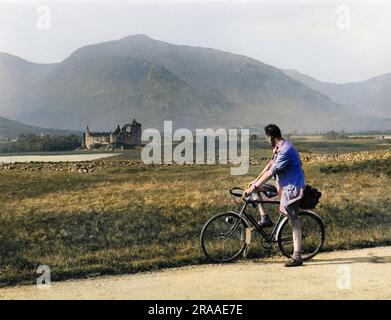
[250,189,273,228]
[285,201,303,267]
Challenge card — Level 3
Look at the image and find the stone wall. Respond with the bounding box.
[1,150,390,174]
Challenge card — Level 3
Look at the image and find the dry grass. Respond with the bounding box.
[1,147,391,287]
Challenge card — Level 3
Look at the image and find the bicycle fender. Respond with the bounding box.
[274,210,325,241]
[300,209,326,227]
[274,216,289,241]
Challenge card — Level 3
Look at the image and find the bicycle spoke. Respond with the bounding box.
[201,213,247,262]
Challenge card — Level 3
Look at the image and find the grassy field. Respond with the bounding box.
[1,139,391,286]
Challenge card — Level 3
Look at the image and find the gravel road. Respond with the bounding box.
[2,246,391,300]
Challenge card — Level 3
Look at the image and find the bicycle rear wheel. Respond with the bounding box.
[200,211,249,263]
[277,210,325,261]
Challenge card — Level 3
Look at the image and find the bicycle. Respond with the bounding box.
[200,186,325,263]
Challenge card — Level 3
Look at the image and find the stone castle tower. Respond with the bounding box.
[82,119,142,150]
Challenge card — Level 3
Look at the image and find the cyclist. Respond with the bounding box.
[244,124,305,267]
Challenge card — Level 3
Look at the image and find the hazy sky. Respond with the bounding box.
[1,0,390,83]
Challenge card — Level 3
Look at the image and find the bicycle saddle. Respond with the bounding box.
[261,184,278,198]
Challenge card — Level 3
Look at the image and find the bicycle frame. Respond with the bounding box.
[201,193,325,263]
[237,198,285,244]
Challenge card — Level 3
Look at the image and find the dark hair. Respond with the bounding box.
[264,124,282,138]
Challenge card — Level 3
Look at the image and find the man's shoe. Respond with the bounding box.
[258,216,274,228]
[284,258,303,267]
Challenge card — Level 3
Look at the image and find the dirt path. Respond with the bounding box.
[2,246,391,300]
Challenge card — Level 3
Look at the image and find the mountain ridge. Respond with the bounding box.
[283,69,391,119]
[0,116,79,139]
[1,35,390,133]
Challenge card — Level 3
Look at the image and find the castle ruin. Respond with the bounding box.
[82,119,142,150]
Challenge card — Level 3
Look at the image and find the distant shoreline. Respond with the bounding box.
[0,153,121,163]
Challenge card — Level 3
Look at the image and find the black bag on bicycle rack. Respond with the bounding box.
[300,184,322,209]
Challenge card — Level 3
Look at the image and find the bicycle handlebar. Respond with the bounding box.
[229,187,245,198]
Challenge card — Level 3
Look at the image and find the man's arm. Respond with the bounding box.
[245,148,290,195]
[253,169,274,188]
[249,160,273,186]
[245,169,274,195]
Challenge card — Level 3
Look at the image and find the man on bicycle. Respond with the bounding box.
[244,124,305,267]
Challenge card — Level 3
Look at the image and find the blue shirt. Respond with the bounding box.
[271,139,305,206]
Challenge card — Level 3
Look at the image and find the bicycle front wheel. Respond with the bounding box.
[277,210,325,261]
[200,211,249,263]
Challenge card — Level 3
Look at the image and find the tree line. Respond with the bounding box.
[0,134,82,153]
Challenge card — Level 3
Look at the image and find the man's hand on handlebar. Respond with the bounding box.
[244,184,255,197]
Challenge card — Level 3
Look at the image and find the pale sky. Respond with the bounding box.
[1,0,391,83]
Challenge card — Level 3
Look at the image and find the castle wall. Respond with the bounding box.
[83,119,142,149]
[85,133,111,149]
[120,126,141,145]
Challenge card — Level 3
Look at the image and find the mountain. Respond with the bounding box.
[283,69,391,118]
[0,116,78,139]
[1,34,390,133]
[0,52,57,103]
